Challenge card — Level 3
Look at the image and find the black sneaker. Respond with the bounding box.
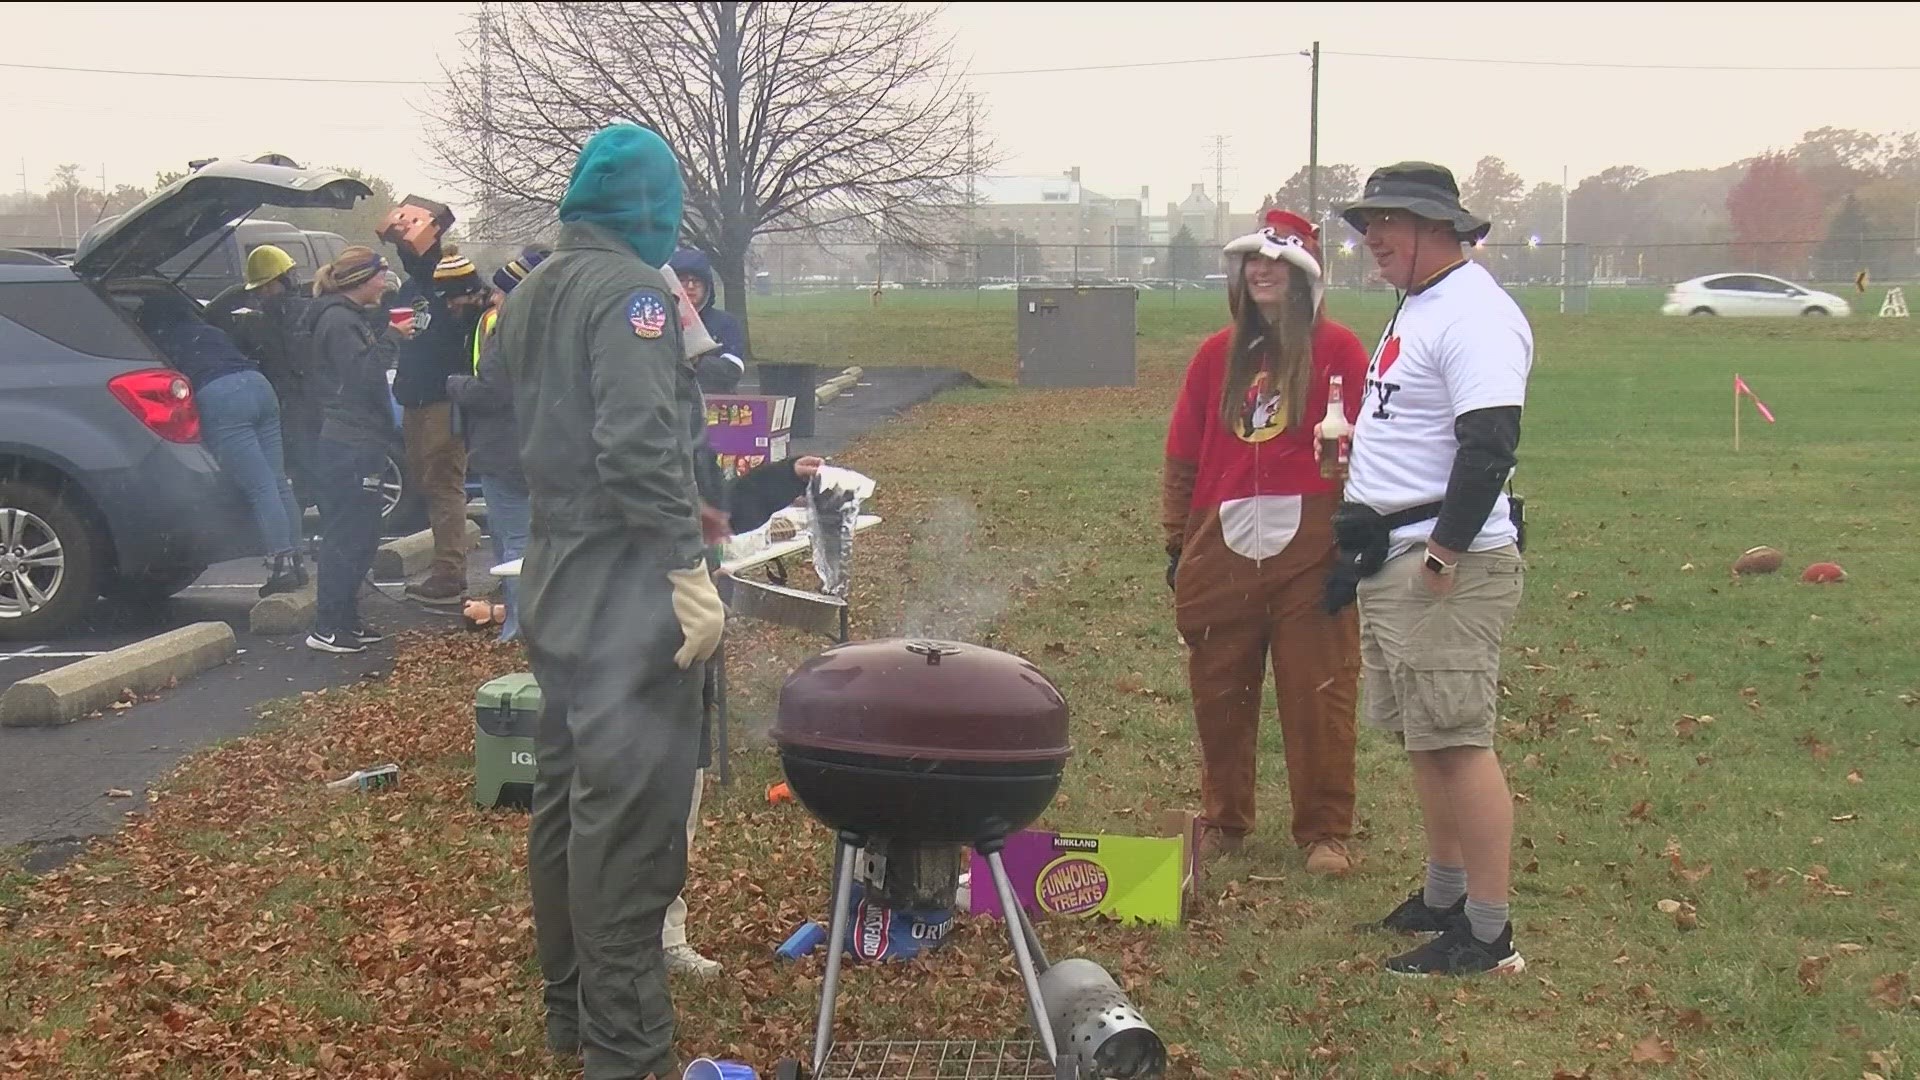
[1358,889,1467,934]
[305,630,366,655]
[350,625,387,645]
[1385,921,1525,977]
[258,554,308,598]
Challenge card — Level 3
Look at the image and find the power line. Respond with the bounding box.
[0,60,430,85]
[1324,49,1920,73]
[8,43,1920,87]
[975,51,1301,76]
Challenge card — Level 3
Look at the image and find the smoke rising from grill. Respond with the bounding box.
[898,497,1055,644]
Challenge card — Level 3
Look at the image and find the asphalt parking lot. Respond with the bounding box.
[1,366,972,867]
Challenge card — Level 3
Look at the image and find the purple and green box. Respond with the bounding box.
[968,820,1196,927]
[704,394,794,478]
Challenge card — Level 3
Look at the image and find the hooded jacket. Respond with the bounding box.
[664,247,744,390]
[304,293,401,453]
[391,243,482,407]
[1161,211,1369,562]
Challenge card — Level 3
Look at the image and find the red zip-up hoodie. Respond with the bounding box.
[1162,320,1369,561]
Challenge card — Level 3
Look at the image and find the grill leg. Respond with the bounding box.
[1014,899,1051,973]
[984,849,1061,1065]
[812,832,860,1075]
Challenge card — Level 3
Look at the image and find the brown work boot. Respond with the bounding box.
[405,570,466,606]
[1196,824,1246,862]
[1304,839,1353,876]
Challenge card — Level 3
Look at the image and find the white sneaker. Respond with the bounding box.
[665,943,722,977]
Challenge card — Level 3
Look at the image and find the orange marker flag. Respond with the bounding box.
[1735,375,1775,422]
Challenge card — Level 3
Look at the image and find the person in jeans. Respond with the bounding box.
[207,245,321,520]
[445,246,550,643]
[1339,162,1533,976]
[390,242,488,606]
[137,297,306,596]
[302,247,402,654]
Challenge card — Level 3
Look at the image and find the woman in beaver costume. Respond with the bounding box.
[1161,209,1369,873]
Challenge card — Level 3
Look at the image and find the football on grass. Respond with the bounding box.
[1732,546,1784,575]
[1800,562,1847,584]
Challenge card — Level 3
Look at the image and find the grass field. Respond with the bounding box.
[2,292,1918,1078]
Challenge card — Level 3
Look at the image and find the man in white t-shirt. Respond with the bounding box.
[1339,162,1533,977]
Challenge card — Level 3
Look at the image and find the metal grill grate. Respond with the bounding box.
[815,1040,1056,1079]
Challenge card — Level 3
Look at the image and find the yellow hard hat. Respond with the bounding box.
[244,245,297,291]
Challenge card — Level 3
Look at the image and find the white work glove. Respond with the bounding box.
[667,562,725,669]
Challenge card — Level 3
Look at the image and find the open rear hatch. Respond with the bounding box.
[73,158,371,282]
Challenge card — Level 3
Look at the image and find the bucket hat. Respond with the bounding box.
[1341,161,1490,243]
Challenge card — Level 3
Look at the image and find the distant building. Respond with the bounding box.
[959,169,1146,278]
[1167,183,1230,247]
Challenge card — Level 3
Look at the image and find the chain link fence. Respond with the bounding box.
[745,236,1910,306]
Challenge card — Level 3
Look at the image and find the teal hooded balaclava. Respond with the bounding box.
[558,123,684,268]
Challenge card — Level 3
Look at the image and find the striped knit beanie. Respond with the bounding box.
[491,247,551,295]
[319,247,387,293]
[432,246,485,295]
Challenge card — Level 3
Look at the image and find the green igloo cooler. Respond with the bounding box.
[475,673,540,809]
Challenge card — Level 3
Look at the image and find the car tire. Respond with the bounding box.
[1690,307,1716,316]
[0,478,102,641]
[380,445,426,535]
[1802,307,1829,317]
[99,564,209,603]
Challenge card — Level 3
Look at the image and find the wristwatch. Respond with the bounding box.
[1423,550,1457,577]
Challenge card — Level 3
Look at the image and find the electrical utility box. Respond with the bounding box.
[1015,286,1137,389]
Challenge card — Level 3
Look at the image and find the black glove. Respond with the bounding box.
[1166,549,1180,592]
[1322,566,1360,616]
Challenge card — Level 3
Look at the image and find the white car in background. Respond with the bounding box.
[1662,273,1851,317]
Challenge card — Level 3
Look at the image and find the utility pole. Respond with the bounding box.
[1307,41,1321,223]
[965,93,977,285]
[1560,165,1570,315]
[19,158,27,197]
[1210,135,1229,244]
[477,2,495,241]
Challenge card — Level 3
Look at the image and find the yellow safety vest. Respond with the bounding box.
[472,307,500,373]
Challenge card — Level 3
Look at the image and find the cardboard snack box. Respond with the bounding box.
[968,812,1198,927]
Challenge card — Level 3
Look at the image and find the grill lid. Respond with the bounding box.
[774,638,1071,765]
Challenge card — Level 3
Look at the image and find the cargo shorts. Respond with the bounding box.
[1358,544,1524,752]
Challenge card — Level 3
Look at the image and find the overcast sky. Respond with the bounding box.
[8,2,1919,224]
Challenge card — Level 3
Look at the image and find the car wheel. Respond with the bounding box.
[1690,307,1716,316]
[379,446,426,534]
[1802,307,1829,317]
[99,564,209,603]
[0,479,102,641]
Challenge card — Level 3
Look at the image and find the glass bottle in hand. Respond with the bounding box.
[1315,374,1352,480]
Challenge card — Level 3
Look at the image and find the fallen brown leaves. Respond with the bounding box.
[1869,971,1910,1008]
[1629,1033,1677,1065]
[1799,954,1832,994]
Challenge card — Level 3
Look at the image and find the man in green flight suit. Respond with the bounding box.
[492,123,725,1079]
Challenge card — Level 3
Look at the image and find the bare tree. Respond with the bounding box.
[432,1,985,335]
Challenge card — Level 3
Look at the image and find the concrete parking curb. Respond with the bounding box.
[374,519,482,579]
[250,582,317,636]
[816,366,864,406]
[0,621,238,728]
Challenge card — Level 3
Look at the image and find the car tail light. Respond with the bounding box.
[108,369,201,443]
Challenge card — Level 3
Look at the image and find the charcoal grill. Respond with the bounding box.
[773,639,1164,1080]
